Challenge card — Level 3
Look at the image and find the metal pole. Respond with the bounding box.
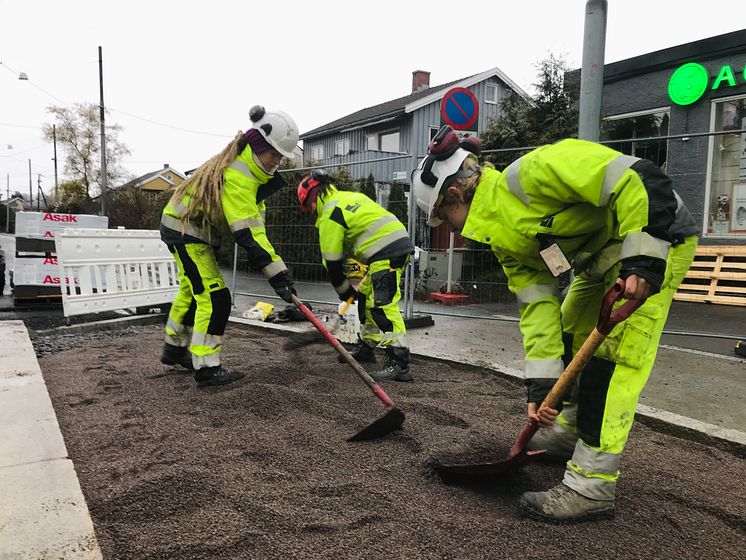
[5,174,9,233]
[36,174,41,211]
[52,124,59,203]
[404,153,419,318]
[98,46,108,216]
[231,242,238,306]
[27,159,32,211]
[446,231,455,293]
[578,0,608,141]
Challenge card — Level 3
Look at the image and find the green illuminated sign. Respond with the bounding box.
[668,63,709,105]
[668,62,746,105]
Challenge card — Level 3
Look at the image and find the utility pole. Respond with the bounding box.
[5,174,9,233]
[578,0,608,141]
[98,46,108,216]
[37,174,42,211]
[27,159,32,211]
[52,124,59,203]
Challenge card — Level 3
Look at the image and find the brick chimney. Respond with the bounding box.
[163,163,169,169]
[412,70,430,93]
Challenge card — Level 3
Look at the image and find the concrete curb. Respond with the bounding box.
[0,321,103,559]
[229,318,746,456]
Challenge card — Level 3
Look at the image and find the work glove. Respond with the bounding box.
[336,283,360,303]
[256,172,287,203]
[619,256,667,295]
[524,378,563,413]
[268,270,297,304]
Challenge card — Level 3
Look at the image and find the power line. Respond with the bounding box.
[108,107,232,138]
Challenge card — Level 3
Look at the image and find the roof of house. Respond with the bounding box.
[300,67,531,140]
[117,166,186,190]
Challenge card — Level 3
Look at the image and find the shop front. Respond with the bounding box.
[598,29,746,245]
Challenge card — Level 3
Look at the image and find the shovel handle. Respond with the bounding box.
[290,294,396,410]
[539,280,644,411]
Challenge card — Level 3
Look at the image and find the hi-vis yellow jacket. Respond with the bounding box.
[160,144,287,280]
[461,139,696,385]
[315,186,413,296]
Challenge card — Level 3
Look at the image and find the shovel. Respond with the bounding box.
[290,294,405,442]
[434,279,644,478]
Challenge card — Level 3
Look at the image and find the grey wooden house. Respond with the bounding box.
[299,67,530,203]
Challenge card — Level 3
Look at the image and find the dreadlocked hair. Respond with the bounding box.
[169,131,246,233]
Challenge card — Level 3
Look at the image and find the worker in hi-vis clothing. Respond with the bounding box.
[297,170,415,382]
[159,105,299,388]
[413,125,698,521]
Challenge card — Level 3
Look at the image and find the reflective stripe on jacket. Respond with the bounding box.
[461,138,690,376]
[315,186,412,295]
[160,144,287,279]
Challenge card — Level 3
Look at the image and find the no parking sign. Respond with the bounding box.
[440,87,479,130]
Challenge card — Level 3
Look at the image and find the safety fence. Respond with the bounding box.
[229,129,746,327]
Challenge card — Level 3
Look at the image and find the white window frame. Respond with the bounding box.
[485,83,499,105]
[366,134,377,151]
[379,129,401,153]
[309,143,324,161]
[702,92,746,239]
[601,106,670,160]
[334,138,350,156]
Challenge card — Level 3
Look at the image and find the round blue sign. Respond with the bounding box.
[440,87,479,130]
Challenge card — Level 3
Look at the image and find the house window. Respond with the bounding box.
[601,108,670,169]
[705,95,746,236]
[335,138,350,156]
[485,83,499,105]
[309,144,324,161]
[380,131,400,152]
[366,134,377,151]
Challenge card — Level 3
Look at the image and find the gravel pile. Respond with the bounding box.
[37,324,745,560]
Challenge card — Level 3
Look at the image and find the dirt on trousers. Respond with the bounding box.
[36,324,745,560]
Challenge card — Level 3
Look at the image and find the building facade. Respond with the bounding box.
[299,67,531,200]
[596,29,746,244]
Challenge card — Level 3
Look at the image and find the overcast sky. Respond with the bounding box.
[0,0,742,198]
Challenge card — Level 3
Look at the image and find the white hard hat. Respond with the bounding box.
[412,148,471,227]
[249,105,299,158]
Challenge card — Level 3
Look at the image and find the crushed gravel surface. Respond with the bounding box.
[36,324,745,560]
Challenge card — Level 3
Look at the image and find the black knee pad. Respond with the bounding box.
[576,356,616,448]
[207,287,232,335]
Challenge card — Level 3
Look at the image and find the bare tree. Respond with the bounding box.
[42,103,131,202]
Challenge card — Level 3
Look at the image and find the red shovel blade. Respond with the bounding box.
[432,421,545,479]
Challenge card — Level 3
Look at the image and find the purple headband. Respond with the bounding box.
[244,128,273,155]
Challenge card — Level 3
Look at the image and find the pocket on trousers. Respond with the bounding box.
[371,269,397,307]
[595,304,662,369]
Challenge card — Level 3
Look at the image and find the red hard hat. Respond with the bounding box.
[297,169,330,213]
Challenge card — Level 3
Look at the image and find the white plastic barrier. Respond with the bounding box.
[54,229,179,317]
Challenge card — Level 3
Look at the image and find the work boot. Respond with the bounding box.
[194,366,245,388]
[371,347,412,382]
[526,423,578,461]
[519,483,615,522]
[338,339,376,364]
[160,343,194,371]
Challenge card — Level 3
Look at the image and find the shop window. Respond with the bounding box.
[601,108,670,169]
[334,138,350,156]
[706,96,746,236]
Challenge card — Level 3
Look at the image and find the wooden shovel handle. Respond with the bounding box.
[539,280,644,410]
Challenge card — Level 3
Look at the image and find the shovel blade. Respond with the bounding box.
[347,407,405,442]
[433,449,545,478]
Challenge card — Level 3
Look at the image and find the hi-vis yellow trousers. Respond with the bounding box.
[556,235,697,500]
[165,243,232,370]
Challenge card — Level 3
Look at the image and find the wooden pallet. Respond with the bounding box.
[674,245,746,306]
